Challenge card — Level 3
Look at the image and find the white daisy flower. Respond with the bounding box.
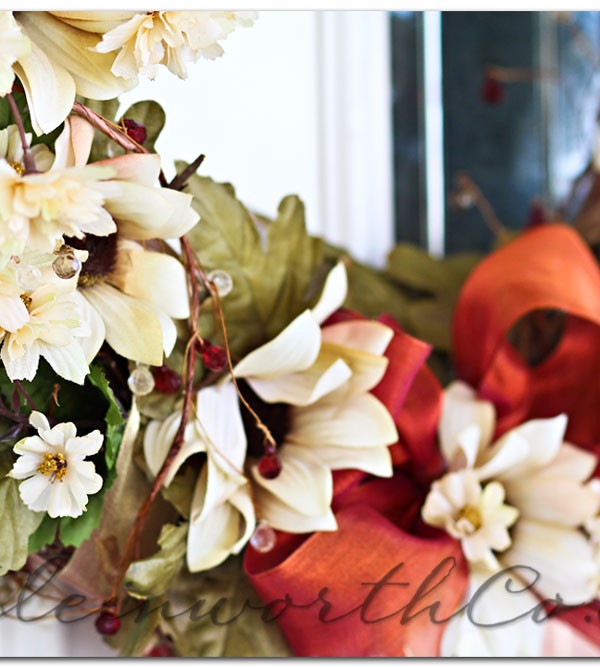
[422,470,518,570]
[9,411,104,519]
[428,381,600,656]
[0,249,92,384]
[94,11,257,80]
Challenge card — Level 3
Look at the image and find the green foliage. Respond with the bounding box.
[88,365,126,470]
[106,596,166,657]
[0,450,44,575]
[162,555,292,657]
[120,100,166,153]
[124,523,188,599]
[386,244,483,352]
[183,172,328,359]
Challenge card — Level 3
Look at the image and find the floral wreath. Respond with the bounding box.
[1,10,600,659]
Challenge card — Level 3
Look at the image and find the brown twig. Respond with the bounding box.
[6,94,36,174]
[14,380,37,412]
[71,102,146,153]
[451,172,508,238]
[110,237,201,605]
[72,101,171,186]
[485,64,557,84]
[169,153,205,191]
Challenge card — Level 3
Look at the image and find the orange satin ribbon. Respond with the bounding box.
[453,223,600,647]
[453,223,600,450]
[245,314,466,656]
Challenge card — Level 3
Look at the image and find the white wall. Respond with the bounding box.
[118,10,394,265]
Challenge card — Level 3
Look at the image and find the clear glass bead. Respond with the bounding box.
[250,520,276,553]
[207,270,233,298]
[127,364,155,396]
[16,264,42,291]
[52,249,81,280]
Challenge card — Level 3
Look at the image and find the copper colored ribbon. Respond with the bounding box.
[453,223,600,450]
[453,223,600,646]
[245,315,467,656]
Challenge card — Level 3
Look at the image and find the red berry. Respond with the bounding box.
[152,364,182,394]
[258,454,282,480]
[481,75,504,105]
[202,343,228,372]
[527,201,546,228]
[123,118,147,145]
[95,611,121,636]
[146,643,175,657]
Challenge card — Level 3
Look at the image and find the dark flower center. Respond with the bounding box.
[66,233,119,289]
[237,380,290,458]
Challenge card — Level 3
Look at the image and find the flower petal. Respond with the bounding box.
[105,183,199,241]
[0,295,29,332]
[65,430,103,458]
[83,282,164,365]
[310,262,348,325]
[441,568,545,657]
[439,381,495,466]
[18,474,53,512]
[17,12,134,99]
[143,410,202,486]
[1,340,40,381]
[253,485,338,533]
[195,383,247,473]
[320,341,389,396]
[531,441,596,483]
[75,291,105,363]
[94,153,161,186]
[289,392,398,449]
[111,245,190,319]
[313,443,393,477]
[12,36,75,134]
[321,320,394,356]
[492,415,568,481]
[234,310,321,380]
[504,475,599,527]
[251,444,333,519]
[247,354,351,407]
[38,340,89,385]
[187,472,254,572]
[52,116,95,170]
[501,519,599,605]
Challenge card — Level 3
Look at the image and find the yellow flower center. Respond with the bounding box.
[456,505,481,533]
[37,452,68,482]
[20,293,32,311]
[8,161,25,176]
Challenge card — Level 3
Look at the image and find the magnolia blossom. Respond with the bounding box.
[9,411,103,518]
[0,11,30,96]
[95,11,257,79]
[10,11,135,133]
[425,381,600,656]
[5,117,197,366]
[145,383,255,572]
[0,249,92,384]
[144,263,398,571]
[235,263,397,532]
